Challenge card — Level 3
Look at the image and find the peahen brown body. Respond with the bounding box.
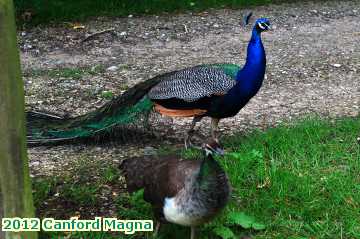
[119,143,230,239]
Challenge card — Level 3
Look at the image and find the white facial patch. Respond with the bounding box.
[204,146,213,156]
[258,22,266,30]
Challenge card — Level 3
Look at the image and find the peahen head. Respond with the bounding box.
[203,139,225,156]
[254,18,271,32]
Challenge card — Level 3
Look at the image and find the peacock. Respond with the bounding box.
[27,16,271,146]
[119,140,230,239]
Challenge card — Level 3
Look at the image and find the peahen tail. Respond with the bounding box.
[26,77,161,146]
[119,156,149,193]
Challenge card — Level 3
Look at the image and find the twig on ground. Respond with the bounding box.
[81,28,116,43]
[183,24,188,33]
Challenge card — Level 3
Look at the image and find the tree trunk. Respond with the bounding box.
[0,183,5,239]
[0,0,38,238]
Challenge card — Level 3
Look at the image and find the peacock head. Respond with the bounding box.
[254,18,271,32]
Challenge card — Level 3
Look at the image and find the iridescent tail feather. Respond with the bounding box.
[26,77,161,146]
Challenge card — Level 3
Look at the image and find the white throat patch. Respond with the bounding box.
[163,197,197,226]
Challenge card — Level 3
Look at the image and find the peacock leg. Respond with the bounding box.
[184,116,203,149]
[143,109,152,132]
[190,226,196,239]
[211,118,220,141]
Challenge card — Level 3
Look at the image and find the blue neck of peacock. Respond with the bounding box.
[235,27,266,97]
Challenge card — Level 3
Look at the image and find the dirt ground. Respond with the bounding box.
[22,0,359,177]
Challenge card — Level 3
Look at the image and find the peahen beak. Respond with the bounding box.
[214,147,225,156]
[201,140,226,156]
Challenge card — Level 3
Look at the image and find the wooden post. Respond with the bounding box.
[0,0,38,238]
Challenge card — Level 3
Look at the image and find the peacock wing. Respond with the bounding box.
[147,65,238,102]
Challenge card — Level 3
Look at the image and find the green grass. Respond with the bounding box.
[24,65,105,80]
[213,116,360,238]
[32,116,360,238]
[16,0,280,25]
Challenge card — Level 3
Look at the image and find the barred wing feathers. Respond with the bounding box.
[148,66,238,102]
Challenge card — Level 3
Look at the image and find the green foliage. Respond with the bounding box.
[39,231,118,239]
[61,183,99,207]
[115,190,153,220]
[101,166,120,184]
[62,231,117,239]
[15,0,279,25]
[114,190,156,239]
[32,177,58,209]
[33,161,126,239]
[204,211,265,239]
[227,212,266,230]
[32,159,122,213]
[213,225,236,239]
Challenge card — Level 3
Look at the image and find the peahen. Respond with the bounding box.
[119,141,230,239]
[27,16,271,146]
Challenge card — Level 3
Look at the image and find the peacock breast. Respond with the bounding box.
[207,92,252,119]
